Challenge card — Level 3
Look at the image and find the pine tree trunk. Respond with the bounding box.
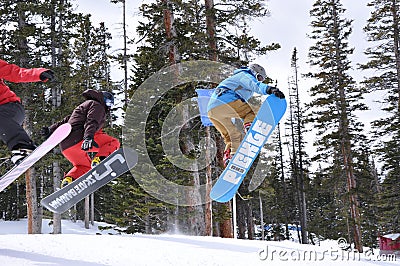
[145,212,151,234]
[173,204,179,234]
[25,169,41,234]
[122,0,128,106]
[289,50,308,244]
[237,199,246,239]
[246,200,254,240]
[187,172,205,235]
[340,84,363,253]
[52,161,62,234]
[331,5,362,253]
[204,0,234,238]
[204,127,213,236]
[277,125,290,240]
[72,205,77,222]
[214,135,233,238]
[17,0,41,235]
[50,0,64,234]
[205,0,217,61]
[110,0,129,106]
[236,197,254,239]
[162,0,179,63]
[342,144,363,252]
[295,81,308,244]
[219,202,233,238]
[22,78,41,235]
[91,193,94,225]
[259,192,264,240]
[371,157,381,194]
[85,196,90,229]
[16,181,20,219]
[181,104,205,235]
[204,0,217,236]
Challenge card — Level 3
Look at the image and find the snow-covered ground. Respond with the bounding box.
[0,219,397,266]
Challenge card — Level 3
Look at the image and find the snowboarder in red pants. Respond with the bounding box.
[42,89,120,187]
[0,59,54,165]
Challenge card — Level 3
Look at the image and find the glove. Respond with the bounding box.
[39,70,55,82]
[267,86,285,99]
[81,137,99,151]
[40,126,51,139]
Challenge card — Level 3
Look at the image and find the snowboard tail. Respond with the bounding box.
[210,95,287,202]
[0,123,72,192]
[41,147,138,214]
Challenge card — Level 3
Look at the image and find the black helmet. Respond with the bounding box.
[102,91,114,107]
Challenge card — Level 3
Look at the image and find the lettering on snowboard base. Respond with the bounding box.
[222,120,272,185]
[47,154,126,209]
[210,95,287,202]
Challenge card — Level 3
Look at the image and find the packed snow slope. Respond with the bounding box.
[0,219,397,266]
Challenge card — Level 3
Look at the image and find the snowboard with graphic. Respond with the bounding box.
[41,147,138,214]
[0,123,72,192]
[210,95,287,202]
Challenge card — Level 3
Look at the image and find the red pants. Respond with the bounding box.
[62,130,120,180]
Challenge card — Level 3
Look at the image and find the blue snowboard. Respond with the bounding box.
[210,95,287,202]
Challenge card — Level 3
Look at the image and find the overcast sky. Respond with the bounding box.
[252,0,382,122]
[74,0,381,130]
[74,0,372,90]
[73,0,388,171]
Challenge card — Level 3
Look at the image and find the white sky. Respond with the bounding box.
[74,0,376,103]
[74,0,385,165]
[257,0,372,83]
[73,0,372,86]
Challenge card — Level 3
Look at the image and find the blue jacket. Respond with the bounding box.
[207,67,271,112]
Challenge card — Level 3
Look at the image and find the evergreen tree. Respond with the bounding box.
[307,0,368,252]
[360,0,400,234]
[354,144,381,248]
[286,47,310,244]
[113,0,279,236]
[0,0,56,230]
[38,0,84,233]
[254,151,293,241]
[110,0,131,106]
[0,0,116,230]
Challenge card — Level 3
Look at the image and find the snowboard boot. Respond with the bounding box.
[10,143,37,165]
[91,156,106,168]
[61,176,73,188]
[223,149,232,168]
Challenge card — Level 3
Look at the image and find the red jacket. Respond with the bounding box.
[0,59,48,105]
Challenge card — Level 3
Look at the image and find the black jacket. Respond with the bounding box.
[50,89,107,151]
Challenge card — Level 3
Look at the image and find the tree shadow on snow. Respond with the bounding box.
[135,235,259,253]
[0,249,106,266]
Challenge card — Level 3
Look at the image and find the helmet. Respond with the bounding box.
[102,91,114,107]
[249,63,266,81]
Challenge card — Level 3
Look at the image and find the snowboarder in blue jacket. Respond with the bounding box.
[207,63,285,167]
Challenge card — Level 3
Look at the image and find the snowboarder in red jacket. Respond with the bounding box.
[0,59,54,164]
[43,89,120,187]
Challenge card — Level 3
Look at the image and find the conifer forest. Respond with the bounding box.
[0,0,399,253]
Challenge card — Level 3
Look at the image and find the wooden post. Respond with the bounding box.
[233,195,237,239]
[205,126,213,236]
[91,193,94,225]
[84,196,89,229]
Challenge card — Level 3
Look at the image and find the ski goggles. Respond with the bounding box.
[256,73,265,82]
[105,98,114,107]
